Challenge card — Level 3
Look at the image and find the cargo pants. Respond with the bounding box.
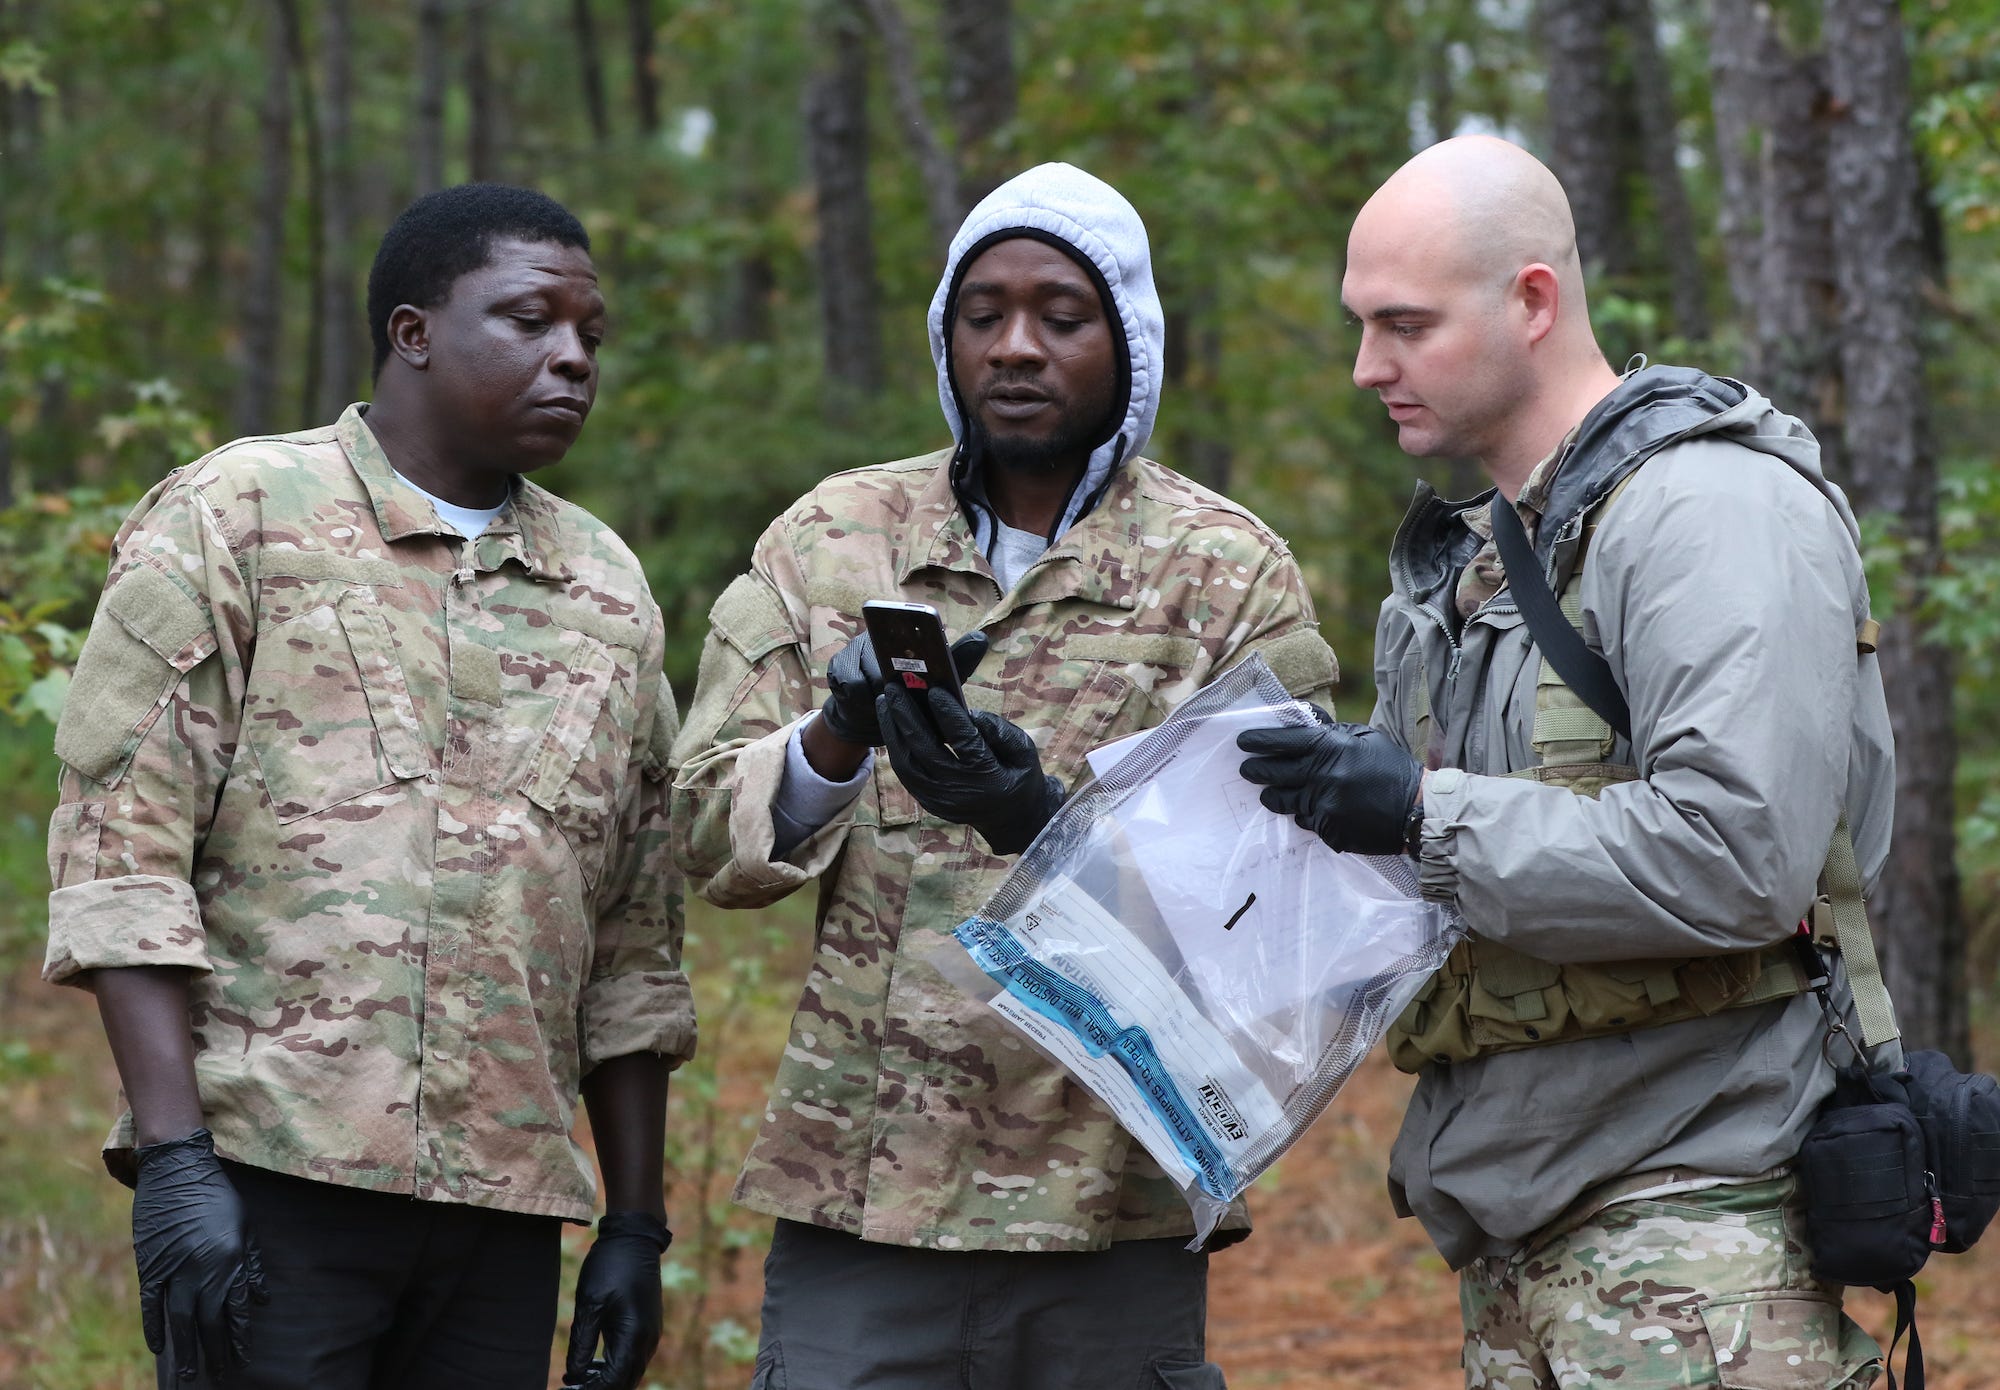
[1458,1175,1881,1389]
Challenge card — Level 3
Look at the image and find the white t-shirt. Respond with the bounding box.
[395,470,508,540]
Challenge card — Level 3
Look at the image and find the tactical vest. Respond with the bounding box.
[1384,474,1896,1074]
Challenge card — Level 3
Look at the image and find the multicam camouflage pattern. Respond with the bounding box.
[669,447,1338,1252]
[1459,1176,1880,1389]
[44,404,692,1222]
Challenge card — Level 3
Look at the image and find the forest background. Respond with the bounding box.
[0,0,1996,1385]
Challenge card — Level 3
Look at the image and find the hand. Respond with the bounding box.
[1236,718,1423,856]
[562,1210,672,1390]
[820,630,989,748]
[878,684,1064,855]
[132,1128,267,1384]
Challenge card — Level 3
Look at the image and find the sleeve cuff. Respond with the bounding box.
[580,969,698,1072]
[1416,767,1471,904]
[43,875,209,986]
[773,715,872,855]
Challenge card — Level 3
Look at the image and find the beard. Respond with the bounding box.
[978,396,1117,477]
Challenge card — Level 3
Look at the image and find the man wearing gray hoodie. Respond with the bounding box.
[673,164,1336,1387]
[1237,137,1897,1388]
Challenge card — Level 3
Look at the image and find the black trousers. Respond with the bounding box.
[158,1161,562,1390]
[751,1218,1227,1390]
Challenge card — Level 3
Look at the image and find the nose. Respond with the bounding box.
[549,324,593,382]
[988,309,1046,368]
[1353,326,1394,391]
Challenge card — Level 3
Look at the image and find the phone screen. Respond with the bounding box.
[861,601,963,704]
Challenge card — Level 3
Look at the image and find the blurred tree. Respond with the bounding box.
[234,0,295,437]
[805,0,883,402]
[1826,0,1964,1063]
[941,0,1015,206]
[415,0,448,193]
[318,0,362,417]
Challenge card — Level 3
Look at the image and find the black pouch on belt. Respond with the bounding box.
[1902,1050,2000,1253]
[1796,1062,1935,1288]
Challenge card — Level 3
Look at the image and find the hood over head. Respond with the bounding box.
[927,162,1165,548]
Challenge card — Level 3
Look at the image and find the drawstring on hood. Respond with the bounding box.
[927,162,1166,552]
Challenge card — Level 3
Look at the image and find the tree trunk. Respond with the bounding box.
[940,0,1014,206]
[414,0,448,194]
[1824,0,1965,1064]
[466,0,498,181]
[316,0,360,417]
[804,0,883,400]
[234,0,294,437]
[1705,0,1766,320]
[1708,3,1840,458]
[1620,0,1708,340]
[1537,0,1627,281]
[572,0,610,145]
[857,0,962,256]
[627,0,660,135]
[277,0,325,425]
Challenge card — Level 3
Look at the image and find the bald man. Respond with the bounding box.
[1237,136,1898,1388]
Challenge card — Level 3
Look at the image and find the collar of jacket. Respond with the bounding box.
[336,402,573,584]
[897,446,1141,614]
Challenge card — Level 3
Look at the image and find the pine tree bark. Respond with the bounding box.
[940,0,1014,207]
[1706,0,1765,319]
[1620,0,1707,339]
[235,0,294,437]
[1537,0,1627,280]
[467,0,498,181]
[1824,0,1965,1064]
[627,0,660,135]
[316,0,360,417]
[1707,2,1840,463]
[414,0,448,194]
[572,0,610,145]
[805,0,883,400]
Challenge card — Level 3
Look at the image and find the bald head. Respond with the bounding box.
[1357,136,1586,309]
[1342,136,1620,486]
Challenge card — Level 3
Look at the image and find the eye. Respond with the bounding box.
[1044,316,1087,333]
[511,314,548,332]
[961,312,1001,329]
[1391,322,1425,340]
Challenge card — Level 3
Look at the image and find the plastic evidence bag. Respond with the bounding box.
[934,655,1463,1247]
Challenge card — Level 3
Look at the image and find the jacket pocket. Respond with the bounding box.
[1146,1360,1227,1389]
[245,589,426,821]
[47,801,106,889]
[519,629,635,894]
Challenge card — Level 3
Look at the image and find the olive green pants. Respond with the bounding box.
[1459,1175,1880,1389]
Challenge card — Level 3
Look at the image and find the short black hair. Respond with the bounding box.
[367,183,591,375]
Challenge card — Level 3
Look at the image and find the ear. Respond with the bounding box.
[385,304,431,370]
[1516,263,1560,347]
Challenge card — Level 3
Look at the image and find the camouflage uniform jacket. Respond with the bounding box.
[44,405,693,1222]
[670,447,1338,1252]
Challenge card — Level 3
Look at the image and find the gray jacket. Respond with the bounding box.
[1373,367,1899,1268]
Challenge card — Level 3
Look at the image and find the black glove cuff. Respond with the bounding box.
[597,1210,673,1253]
[134,1127,216,1168]
[1403,795,1425,859]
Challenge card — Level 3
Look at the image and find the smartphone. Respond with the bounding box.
[861,600,964,705]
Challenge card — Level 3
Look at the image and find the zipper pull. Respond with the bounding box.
[1927,1172,1948,1247]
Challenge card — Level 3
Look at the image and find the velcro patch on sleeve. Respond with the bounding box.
[1254,627,1339,698]
[709,573,796,663]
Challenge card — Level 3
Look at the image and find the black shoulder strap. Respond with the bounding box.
[1488,492,1632,742]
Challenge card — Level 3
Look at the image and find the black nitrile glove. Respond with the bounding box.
[562,1210,673,1390]
[1236,718,1423,856]
[820,630,990,748]
[878,683,1064,855]
[132,1128,267,1384]
[820,632,889,747]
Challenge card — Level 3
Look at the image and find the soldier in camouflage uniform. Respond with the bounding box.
[1236,137,1892,1387]
[671,163,1337,1388]
[44,185,691,1390]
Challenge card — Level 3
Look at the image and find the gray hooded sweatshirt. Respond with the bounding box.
[926,161,1166,561]
[1371,367,1899,1267]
